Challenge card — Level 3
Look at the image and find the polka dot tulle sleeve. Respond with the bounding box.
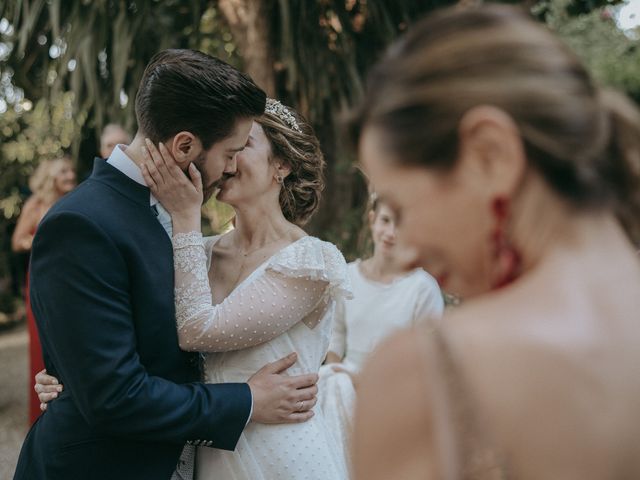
[172,233,352,353]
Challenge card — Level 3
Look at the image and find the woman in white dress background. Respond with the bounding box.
[319,194,444,471]
[37,100,351,480]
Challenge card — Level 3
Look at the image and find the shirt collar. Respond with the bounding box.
[106,144,158,206]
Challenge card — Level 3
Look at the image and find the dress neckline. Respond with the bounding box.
[206,234,312,298]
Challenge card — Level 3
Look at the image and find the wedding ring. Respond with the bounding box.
[298,400,304,411]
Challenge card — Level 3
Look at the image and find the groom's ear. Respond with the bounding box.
[169,131,203,166]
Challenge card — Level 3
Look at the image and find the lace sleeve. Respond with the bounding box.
[173,232,212,334]
[172,232,333,353]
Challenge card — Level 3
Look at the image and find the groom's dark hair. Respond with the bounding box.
[135,49,266,149]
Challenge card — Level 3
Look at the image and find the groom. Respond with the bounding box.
[14,50,318,480]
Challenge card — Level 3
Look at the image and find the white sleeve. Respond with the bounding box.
[172,233,351,353]
[412,272,445,324]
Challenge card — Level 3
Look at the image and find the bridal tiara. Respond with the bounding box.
[265,98,302,133]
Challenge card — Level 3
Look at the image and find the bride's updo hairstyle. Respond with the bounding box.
[348,5,640,244]
[259,101,325,226]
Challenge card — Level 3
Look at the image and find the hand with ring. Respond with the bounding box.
[248,352,318,424]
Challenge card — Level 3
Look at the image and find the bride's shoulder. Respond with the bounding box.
[271,235,348,271]
[295,235,345,258]
[267,236,351,293]
[278,224,346,264]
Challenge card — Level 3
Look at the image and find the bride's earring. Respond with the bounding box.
[275,174,284,184]
[490,196,521,289]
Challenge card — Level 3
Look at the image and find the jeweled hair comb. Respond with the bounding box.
[265,98,302,133]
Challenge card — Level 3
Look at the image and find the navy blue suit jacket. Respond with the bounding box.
[14,159,251,479]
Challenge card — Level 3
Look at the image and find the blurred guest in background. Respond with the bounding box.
[99,123,131,159]
[319,194,444,471]
[11,155,77,255]
[349,5,640,479]
[11,155,76,425]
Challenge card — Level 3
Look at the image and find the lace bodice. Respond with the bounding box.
[172,232,351,353]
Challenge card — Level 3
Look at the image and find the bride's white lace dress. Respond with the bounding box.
[172,232,351,480]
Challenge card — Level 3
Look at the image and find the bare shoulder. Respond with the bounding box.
[437,281,640,476]
[439,291,567,400]
[440,279,574,358]
[21,195,45,218]
[353,325,441,480]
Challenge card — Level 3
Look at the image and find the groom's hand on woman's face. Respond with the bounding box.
[248,352,319,424]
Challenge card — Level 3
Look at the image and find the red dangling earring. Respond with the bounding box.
[490,196,522,289]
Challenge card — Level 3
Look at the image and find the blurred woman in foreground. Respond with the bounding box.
[349,5,640,479]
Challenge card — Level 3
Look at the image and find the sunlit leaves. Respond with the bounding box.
[544,0,640,101]
[0,92,81,219]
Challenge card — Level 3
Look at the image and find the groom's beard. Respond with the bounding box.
[193,155,222,203]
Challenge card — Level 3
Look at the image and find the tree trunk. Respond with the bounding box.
[218,0,276,96]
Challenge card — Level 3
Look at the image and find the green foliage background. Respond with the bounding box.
[0,0,638,314]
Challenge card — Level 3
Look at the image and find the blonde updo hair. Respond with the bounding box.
[348,5,640,245]
[28,156,74,205]
[258,107,325,226]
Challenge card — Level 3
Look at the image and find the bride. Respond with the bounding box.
[37,100,351,480]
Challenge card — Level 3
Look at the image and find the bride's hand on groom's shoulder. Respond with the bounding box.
[141,138,203,226]
[248,352,319,424]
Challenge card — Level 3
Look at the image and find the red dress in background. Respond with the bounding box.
[26,229,45,425]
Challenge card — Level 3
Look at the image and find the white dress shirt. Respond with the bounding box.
[106,145,173,237]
